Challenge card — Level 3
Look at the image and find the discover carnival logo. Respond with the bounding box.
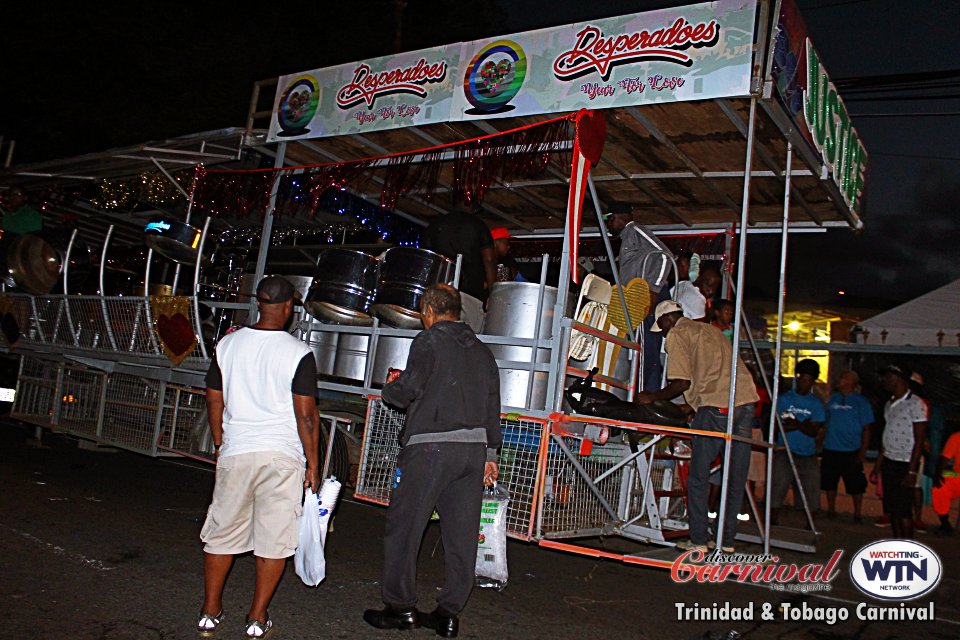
[849,539,943,601]
[336,58,448,110]
[553,17,720,81]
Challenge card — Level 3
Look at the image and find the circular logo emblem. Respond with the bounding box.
[849,539,942,601]
[462,40,527,114]
[277,75,320,136]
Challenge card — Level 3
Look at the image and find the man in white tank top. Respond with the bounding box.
[196,276,321,639]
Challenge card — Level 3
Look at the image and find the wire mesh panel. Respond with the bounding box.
[158,385,208,454]
[355,398,548,540]
[499,418,546,540]
[538,432,627,538]
[65,297,113,350]
[105,297,159,355]
[355,398,404,505]
[57,366,106,438]
[11,357,59,425]
[100,374,163,454]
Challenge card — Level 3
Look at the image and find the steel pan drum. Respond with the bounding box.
[371,335,413,386]
[306,249,378,326]
[305,327,338,377]
[333,333,369,381]
[484,281,559,411]
[371,247,454,328]
[7,231,92,294]
[143,217,202,264]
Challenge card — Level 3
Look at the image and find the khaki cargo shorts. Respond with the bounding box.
[201,451,304,559]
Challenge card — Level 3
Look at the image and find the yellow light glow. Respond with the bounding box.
[787,321,801,332]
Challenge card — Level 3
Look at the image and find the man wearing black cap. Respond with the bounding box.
[197,276,321,638]
[877,364,929,539]
[604,202,672,390]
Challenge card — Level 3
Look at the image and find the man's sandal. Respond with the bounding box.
[244,617,273,638]
[196,610,224,637]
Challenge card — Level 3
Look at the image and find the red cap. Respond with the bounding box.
[491,227,510,240]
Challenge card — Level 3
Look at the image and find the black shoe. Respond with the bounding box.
[362,606,420,630]
[420,609,459,638]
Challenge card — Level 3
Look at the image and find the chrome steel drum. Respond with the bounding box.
[371,247,454,328]
[484,281,559,411]
[143,217,201,264]
[333,333,369,381]
[305,325,338,377]
[305,249,378,326]
[7,231,92,294]
[371,335,413,386]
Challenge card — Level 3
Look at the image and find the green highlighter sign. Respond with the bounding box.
[803,39,867,216]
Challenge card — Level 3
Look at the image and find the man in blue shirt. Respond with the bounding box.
[821,370,874,522]
[771,359,826,525]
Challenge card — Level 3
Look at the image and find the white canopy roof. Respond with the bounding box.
[858,278,960,347]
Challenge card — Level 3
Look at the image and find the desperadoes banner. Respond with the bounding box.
[769,0,868,217]
[452,0,756,120]
[267,0,757,142]
[267,43,461,141]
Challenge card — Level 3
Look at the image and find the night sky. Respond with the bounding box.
[3,0,957,308]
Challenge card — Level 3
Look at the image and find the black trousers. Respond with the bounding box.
[382,441,485,615]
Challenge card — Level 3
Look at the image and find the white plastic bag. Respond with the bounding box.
[294,477,341,587]
[475,483,509,590]
[295,490,325,586]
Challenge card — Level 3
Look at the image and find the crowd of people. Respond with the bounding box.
[601,200,958,551]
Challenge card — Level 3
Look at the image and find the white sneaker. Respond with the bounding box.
[676,539,709,553]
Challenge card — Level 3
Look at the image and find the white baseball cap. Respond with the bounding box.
[650,299,683,331]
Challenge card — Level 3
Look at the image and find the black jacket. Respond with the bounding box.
[381,320,501,459]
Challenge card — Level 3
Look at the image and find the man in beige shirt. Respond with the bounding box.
[637,300,758,553]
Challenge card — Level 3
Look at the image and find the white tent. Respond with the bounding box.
[858,278,960,347]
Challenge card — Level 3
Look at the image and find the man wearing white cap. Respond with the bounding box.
[636,299,758,553]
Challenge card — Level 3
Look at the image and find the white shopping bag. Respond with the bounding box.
[294,477,341,587]
[475,482,509,591]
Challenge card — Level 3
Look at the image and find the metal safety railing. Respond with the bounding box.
[0,293,209,365]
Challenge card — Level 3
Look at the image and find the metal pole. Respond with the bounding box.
[99,225,118,351]
[525,254,550,409]
[63,229,79,346]
[193,217,212,360]
[716,97,757,552]
[586,175,634,337]
[252,142,287,286]
[170,161,199,294]
[764,142,793,554]
[452,254,463,288]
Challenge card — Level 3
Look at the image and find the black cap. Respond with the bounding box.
[881,363,910,380]
[256,276,302,305]
[606,201,632,216]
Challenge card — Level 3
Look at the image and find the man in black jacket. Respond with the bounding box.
[364,284,501,639]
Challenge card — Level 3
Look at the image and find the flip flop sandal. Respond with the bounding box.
[244,617,273,638]
[196,610,224,637]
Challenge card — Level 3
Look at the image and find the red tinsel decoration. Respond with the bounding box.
[190,113,576,219]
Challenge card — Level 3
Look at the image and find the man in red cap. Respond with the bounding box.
[490,227,527,283]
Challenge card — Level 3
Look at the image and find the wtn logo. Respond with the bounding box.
[850,540,942,601]
[860,558,927,583]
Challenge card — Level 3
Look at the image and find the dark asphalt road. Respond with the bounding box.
[1,421,956,640]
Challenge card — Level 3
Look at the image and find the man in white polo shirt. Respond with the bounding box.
[877,364,928,540]
[197,276,321,638]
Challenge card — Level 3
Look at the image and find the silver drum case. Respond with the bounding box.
[371,247,454,328]
[306,248,378,326]
[483,281,559,411]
